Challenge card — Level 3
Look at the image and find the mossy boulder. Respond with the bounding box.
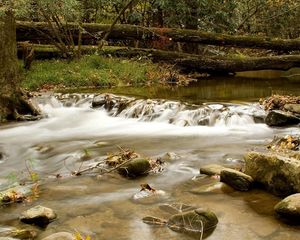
[220,168,253,191]
[118,158,151,178]
[244,152,300,196]
[274,193,300,221]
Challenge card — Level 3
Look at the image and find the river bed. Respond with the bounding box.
[0,76,300,240]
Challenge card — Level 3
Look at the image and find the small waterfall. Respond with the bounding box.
[90,94,266,127]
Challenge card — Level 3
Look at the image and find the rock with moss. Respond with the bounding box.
[20,205,57,228]
[220,168,253,191]
[118,158,151,178]
[244,152,300,196]
[274,193,300,221]
[265,110,300,127]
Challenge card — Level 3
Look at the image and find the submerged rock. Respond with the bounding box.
[118,158,151,178]
[41,232,74,240]
[220,169,253,191]
[244,152,300,196]
[143,205,218,238]
[200,164,227,176]
[20,205,57,227]
[265,110,300,127]
[167,208,218,235]
[274,193,300,221]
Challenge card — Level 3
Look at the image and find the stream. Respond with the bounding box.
[0,75,300,239]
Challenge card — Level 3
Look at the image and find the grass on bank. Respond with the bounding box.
[22,55,170,91]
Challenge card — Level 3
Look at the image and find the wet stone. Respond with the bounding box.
[118,158,151,178]
[20,205,57,228]
[167,208,218,235]
[200,164,227,176]
[220,168,253,191]
[275,193,300,221]
[265,110,300,127]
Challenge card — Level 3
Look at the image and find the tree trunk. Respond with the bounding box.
[20,45,300,74]
[0,11,40,122]
[16,22,300,51]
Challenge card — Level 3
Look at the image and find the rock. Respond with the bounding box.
[41,232,74,240]
[167,208,218,235]
[20,205,57,227]
[91,95,106,108]
[0,226,37,239]
[244,152,300,196]
[118,158,151,178]
[9,229,37,239]
[200,164,227,176]
[274,193,300,220]
[143,207,218,236]
[220,168,253,191]
[265,110,300,126]
[284,104,300,114]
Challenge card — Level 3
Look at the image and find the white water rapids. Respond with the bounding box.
[1,93,300,240]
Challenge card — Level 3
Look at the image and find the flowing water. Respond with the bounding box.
[0,76,300,240]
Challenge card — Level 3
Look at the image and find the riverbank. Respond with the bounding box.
[21,55,190,91]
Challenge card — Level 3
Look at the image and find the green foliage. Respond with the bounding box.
[22,55,166,90]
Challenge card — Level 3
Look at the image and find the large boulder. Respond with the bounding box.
[265,110,300,127]
[20,205,57,227]
[244,152,300,196]
[118,158,151,178]
[274,193,300,221]
[220,169,253,191]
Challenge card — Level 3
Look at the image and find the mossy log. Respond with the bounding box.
[16,22,300,51]
[20,45,300,74]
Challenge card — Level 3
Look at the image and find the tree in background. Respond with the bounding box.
[0,1,39,122]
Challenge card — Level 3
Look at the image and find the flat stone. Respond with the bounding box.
[220,168,253,191]
[20,205,57,227]
[265,110,300,127]
[244,152,300,196]
[42,232,74,240]
[275,193,300,220]
[284,104,300,114]
[200,164,226,176]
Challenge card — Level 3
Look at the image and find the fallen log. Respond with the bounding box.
[16,22,300,52]
[18,45,300,74]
